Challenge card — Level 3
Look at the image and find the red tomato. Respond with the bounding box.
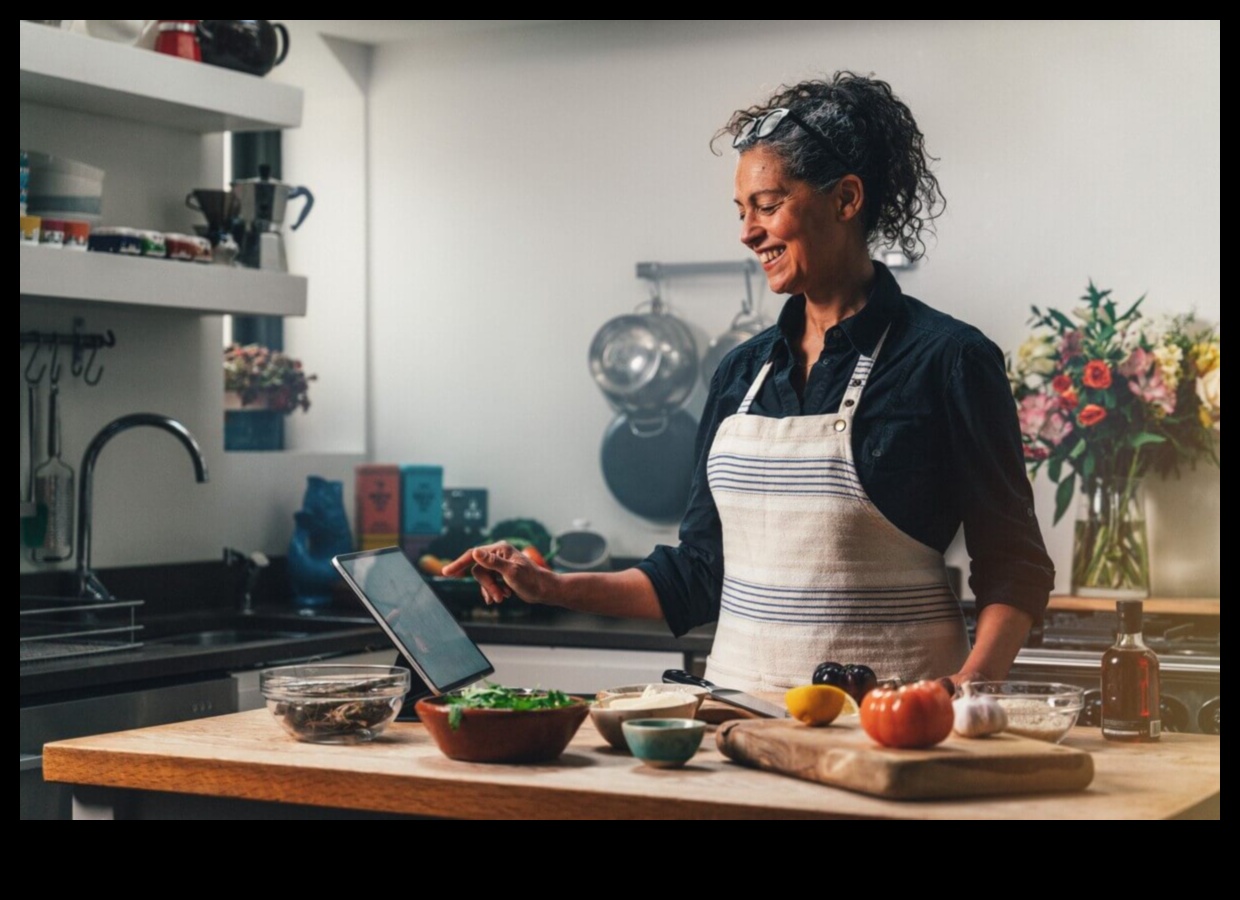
[859,680,954,749]
[520,546,550,569]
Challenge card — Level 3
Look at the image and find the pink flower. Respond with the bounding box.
[1039,412,1074,447]
[1017,393,1057,439]
[1060,331,1083,363]
[1127,365,1177,416]
[1118,347,1154,379]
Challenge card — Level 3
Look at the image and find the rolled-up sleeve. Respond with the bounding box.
[944,338,1055,621]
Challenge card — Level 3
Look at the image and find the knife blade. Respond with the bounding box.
[663,669,789,718]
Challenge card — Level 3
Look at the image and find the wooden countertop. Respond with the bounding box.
[42,710,1219,820]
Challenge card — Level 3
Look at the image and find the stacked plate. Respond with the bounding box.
[25,151,105,224]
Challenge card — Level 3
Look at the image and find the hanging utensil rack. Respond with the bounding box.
[636,258,762,316]
[19,317,116,386]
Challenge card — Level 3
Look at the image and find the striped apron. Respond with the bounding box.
[703,333,971,693]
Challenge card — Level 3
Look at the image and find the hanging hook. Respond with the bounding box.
[71,317,86,377]
[82,344,105,386]
[24,336,46,385]
[48,341,63,385]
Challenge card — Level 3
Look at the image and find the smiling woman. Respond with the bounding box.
[445,71,1054,698]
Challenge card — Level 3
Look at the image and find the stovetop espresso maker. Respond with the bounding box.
[231,164,314,271]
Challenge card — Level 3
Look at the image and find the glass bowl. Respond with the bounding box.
[966,681,1085,744]
[260,664,410,744]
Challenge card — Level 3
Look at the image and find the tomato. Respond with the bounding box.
[520,546,550,569]
[859,680,954,749]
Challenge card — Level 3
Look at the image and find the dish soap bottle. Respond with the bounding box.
[1101,599,1161,742]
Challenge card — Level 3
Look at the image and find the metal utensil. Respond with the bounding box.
[588,295,699,416]
[31,383,74,563]
[663,669,790,718]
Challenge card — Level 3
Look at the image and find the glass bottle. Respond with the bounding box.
[1101,600,1161,742]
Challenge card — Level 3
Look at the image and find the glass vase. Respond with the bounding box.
[1071,477,1151,599]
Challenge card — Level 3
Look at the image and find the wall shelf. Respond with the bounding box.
[20,246,307,317]
[19,22,302,133]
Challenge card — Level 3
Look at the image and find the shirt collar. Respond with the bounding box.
[774,260,902,358]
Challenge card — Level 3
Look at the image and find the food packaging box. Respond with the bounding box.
[401,465,444,536]
[443,488,488,533]
[360,533,399,551]
[355,464,401,545]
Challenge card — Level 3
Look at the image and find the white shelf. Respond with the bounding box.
[19,22,302,133]
[20,245,307,317]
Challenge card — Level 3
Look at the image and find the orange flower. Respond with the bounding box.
[1058,387,1079,410]
[1078,404,1108,427]
[1082,360,1113,389]
[1052,374,1073,395]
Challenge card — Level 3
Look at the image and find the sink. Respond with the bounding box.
[141,610,378,648]
[147,628,312,647]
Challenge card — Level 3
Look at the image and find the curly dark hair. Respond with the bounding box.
[715,71,945,261]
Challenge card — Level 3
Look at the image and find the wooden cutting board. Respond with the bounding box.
[716,717,1094,800]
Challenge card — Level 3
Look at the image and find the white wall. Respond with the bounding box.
[366,20,1220,596]
[269,26,370,455]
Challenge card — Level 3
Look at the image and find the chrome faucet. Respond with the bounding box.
[76,414,209,600]
[224,546,270,615]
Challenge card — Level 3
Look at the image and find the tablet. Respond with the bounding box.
[332,547,493,699]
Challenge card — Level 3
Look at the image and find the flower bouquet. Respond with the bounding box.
[224,343,316,414]
[1008,282,1219,597]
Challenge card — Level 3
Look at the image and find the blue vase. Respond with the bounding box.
[287,476,354,608]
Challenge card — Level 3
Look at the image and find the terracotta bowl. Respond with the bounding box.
[415,694,590,763]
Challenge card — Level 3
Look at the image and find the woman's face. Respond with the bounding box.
[733,145,852,299]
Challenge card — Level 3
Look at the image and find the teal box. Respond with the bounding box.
[401,465,444,535]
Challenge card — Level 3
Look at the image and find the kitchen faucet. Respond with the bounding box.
[76,414,209,600]
[224,546,270,615]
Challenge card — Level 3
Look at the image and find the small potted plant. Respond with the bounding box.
[224,343,316,450]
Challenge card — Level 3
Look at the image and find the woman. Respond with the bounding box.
[444,72,1054,693]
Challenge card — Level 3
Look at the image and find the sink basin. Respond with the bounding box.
[141,610,378,648]
[147,628,312,647]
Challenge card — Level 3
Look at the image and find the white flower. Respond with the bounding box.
[1196,366,1220,431]
[1014,333,1057,380]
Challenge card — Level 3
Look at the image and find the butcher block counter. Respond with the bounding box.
[42,710,1219,820]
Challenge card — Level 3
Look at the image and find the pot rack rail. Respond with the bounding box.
[636,259,762,314]
[20,317,116,386]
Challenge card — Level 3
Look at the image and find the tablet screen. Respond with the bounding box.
[333,547,493,695]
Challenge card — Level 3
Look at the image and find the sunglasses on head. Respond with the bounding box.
[733,107,852,173]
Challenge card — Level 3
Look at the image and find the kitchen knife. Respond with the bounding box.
[663,669,790,718]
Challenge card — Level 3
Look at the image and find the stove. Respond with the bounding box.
[965,603,1221,735]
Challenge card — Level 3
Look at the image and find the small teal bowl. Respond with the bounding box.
[620,718,706,768]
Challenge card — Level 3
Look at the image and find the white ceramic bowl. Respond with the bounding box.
[589,688,703,751]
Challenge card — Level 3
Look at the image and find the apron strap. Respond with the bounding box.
[736,361,773,415]
[839,323,892,415]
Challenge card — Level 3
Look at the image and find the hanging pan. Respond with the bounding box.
[600,409,698,524]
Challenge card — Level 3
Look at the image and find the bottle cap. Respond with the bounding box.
[1117,599,1144,632]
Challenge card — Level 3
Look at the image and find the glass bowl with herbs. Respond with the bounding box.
[415,682,590,763]
[261,664,410,744]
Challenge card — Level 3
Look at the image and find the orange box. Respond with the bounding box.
[355,464,401,541]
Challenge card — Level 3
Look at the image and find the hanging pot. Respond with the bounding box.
[588,297,698,416]
[599,409,698,523]
[701,308,768,387]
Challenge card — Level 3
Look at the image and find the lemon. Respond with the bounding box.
[784,684,857,726]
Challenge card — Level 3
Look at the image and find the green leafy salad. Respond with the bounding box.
[444,682,577,729]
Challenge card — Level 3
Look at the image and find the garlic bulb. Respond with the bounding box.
[952,693,1008,738]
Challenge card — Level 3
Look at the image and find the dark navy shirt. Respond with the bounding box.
[637,262,1055,638]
